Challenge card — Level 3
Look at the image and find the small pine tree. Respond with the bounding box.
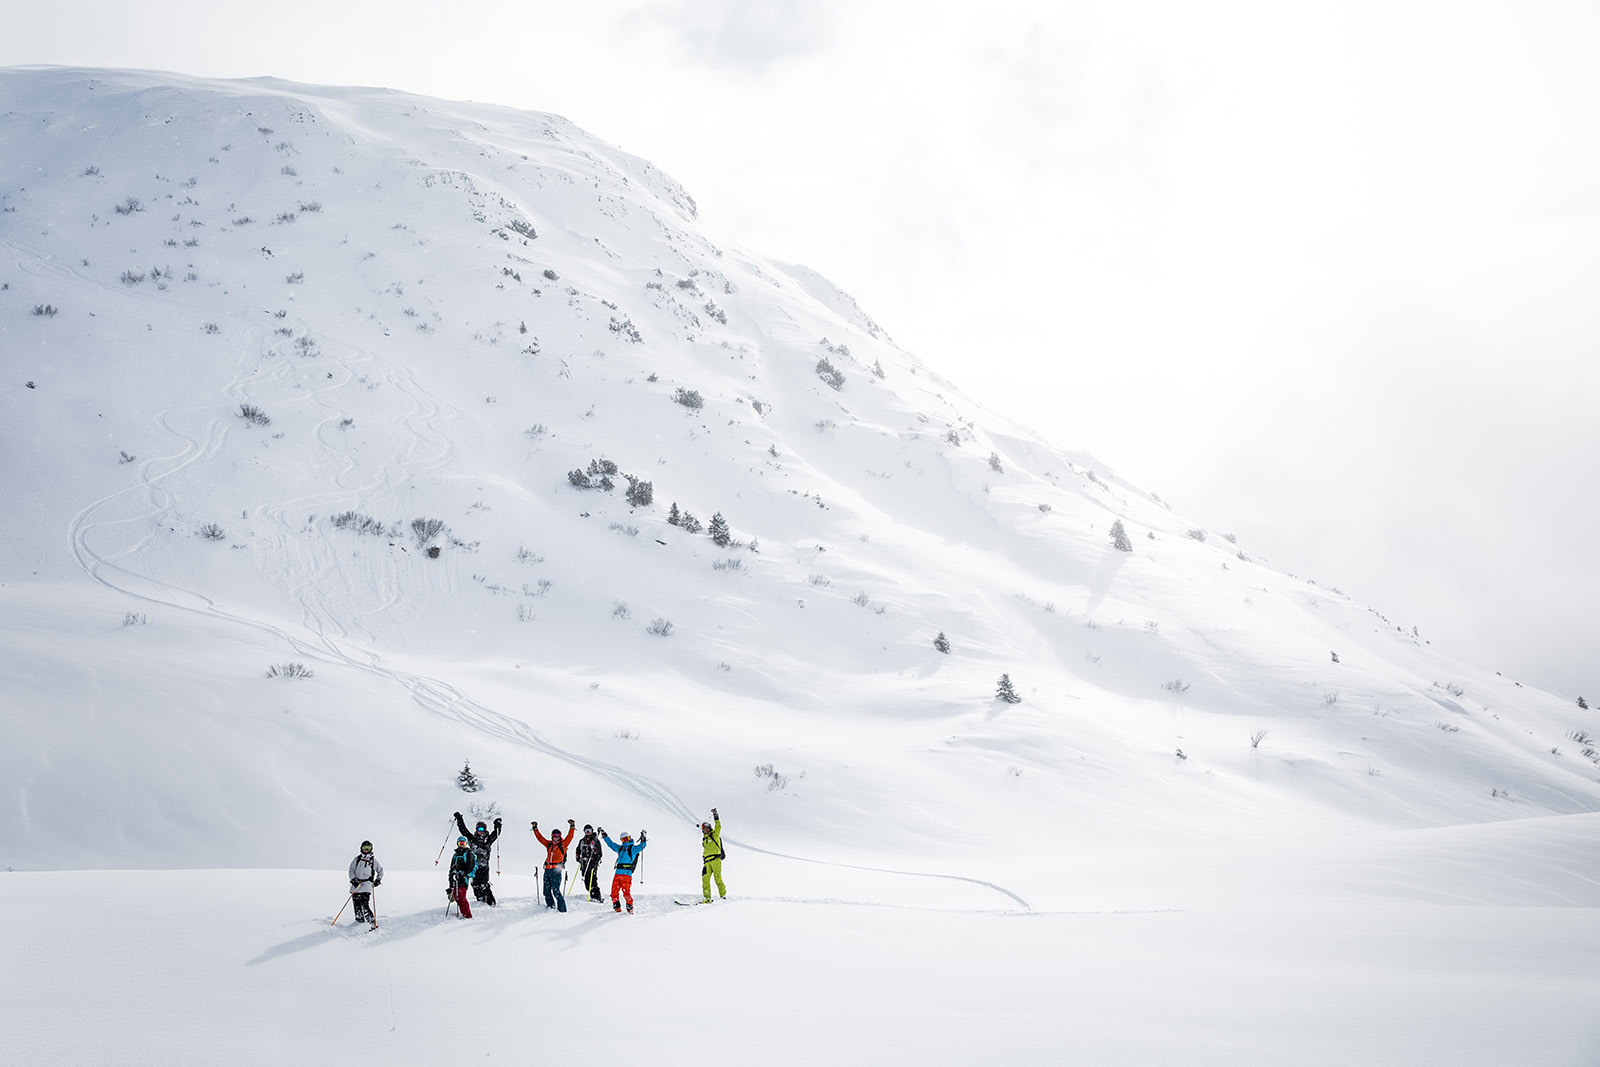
[456,761,482,793]
[667,502,681,526]
[933,631,951,654]
[996,673,1021,704]
[708,511,731,547]
[624,475,654,508]
[1581,696,1590,710]
[1109,519,1133,553]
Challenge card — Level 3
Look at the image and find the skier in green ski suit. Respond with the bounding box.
[699,807,726,903]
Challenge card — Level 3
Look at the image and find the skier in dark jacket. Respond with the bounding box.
[346,840,383,924]
[575,824,604,903]
[447,836,478,918]
[453,812,502,906]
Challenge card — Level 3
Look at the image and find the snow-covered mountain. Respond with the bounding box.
[4,68,1599,1065]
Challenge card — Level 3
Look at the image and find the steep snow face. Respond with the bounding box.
[2,67,1598,883]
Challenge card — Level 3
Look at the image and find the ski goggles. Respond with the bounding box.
[360,846,373,854]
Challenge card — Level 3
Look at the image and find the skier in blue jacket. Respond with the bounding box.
[599,828,647,913]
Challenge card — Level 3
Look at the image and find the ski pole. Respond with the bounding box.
[434,822,456,866]
[635,833,646,886]
[331,893,352,925]
[496,838,501,877]
[370,888,379,929]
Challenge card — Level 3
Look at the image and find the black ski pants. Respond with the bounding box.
[471,859,496,905]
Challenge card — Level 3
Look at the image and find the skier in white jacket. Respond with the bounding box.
[346,840,383,924]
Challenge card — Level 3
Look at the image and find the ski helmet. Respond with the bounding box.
[476,821,487,832]
[583,824,594,832]
[620,833,632,842]
[701,822,713,834]
[457,836,468,845]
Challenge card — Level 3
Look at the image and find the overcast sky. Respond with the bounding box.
[7,1,1598,700]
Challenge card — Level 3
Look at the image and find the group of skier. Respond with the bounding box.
[344,808,725,925]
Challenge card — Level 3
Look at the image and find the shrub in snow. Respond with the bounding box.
[1186,528,1207,543]
[32,304,58,317]
[411,517,447,549]
[265,662,314,679]
[754,763,789,791]
[672,387,704,410]
[331,511,387,537]
[114,196,143,215]
[995,674,1022,704]
[815,356,845,391]
[647,617,674,637]
[1250,729,1269,749]
[1109,520,1133,552]
[197,522,226,541]
[679,511,703,534]
[933,631,951,654]
[624,474,653,508]
[988,452,1004,474]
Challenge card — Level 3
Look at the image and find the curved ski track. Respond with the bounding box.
[41,254,1030,911]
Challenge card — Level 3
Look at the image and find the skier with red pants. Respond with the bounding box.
[531,819,576,912]
[599,828,647,913]
[447,836,478,918]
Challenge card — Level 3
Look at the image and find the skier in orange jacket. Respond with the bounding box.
[532,819,576,912]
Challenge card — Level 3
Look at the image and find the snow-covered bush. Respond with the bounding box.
[411,517,447,549]
[815,356,845,391]
[624,475,653,508]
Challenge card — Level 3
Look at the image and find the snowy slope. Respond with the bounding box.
[3,68,1600,1064]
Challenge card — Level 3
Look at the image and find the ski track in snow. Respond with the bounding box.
[55,304,1033,912]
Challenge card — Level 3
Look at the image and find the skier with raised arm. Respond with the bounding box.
[575,824,605,903]
[532,818,576,912]
[346,840,383,925]
[599,827,647,913]
[700,807,727,903]
[453,811,502,906]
